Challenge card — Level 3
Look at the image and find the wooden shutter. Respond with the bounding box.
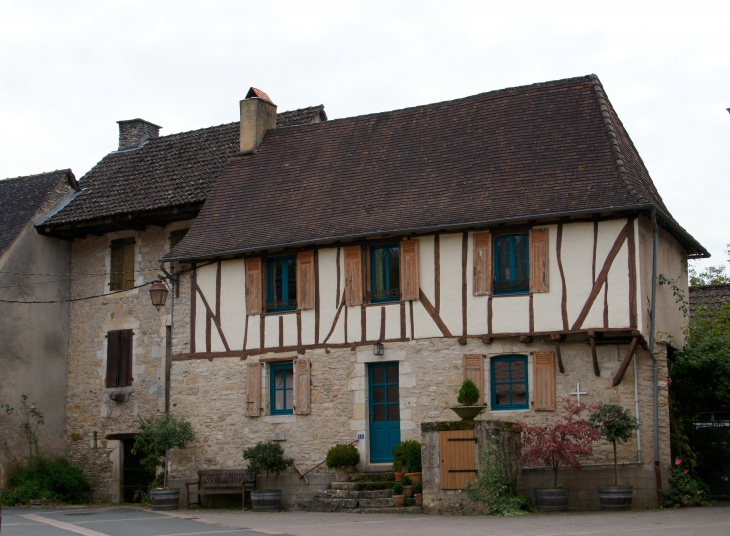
[529,228,549,293]
[297,251,315,310]
[122,238,135,290]
[247,362,262,417]
[106,330,120,387]
[294,359,311,415]
[534,351,556,411]
[109,240,124,291]
[439,430,476,489]
[119,329,134,387]
[473,232,492,296]
[400,240,419,301]
[463,354,485,403]
[344,246,363,306]
[246,257,263,315]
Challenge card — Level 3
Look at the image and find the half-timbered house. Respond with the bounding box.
[38,95,327,502]
[163,75,707,509]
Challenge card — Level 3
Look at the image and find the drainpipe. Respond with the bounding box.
[159,260,174,415]
[649,210,662,506]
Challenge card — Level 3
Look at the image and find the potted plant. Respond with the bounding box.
[326,443,360,482]
[413,481,423,505]
[392,482,405,507]
[393,440,422,483]
[132,413,195,511]
[393,458,405,481]
[451,379,485,420]
[589,404,639,511]
[401,474,413,498]
[516,398,601,511]
[243,441,294,511]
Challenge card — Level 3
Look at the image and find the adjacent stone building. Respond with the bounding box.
[163,75,708,509]
[0,169,78,486]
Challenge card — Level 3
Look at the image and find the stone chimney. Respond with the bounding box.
[116,119,162,151]
[240,87,277,154]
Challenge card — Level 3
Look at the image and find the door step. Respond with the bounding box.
[297,476,422,513]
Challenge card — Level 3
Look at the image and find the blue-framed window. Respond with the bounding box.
[267,255,297,312]
[270,363,294,415]
[490,356,529,410]
[371,244,400,303]
[494,234,529,294]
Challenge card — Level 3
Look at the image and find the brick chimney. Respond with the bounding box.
[116,119,162,151]
[239,88,277,154]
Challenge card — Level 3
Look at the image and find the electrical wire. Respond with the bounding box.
[0,280,157,303]
[0,267,165,277]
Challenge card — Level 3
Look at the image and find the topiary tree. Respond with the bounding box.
[589,404,639,486]
[457,379,481,406]
[243,441,294,491]
[133,413,195,488]
[326,443,360,468]
[393,439,422,473]
[516,398,602,487]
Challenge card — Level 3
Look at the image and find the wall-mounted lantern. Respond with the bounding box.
[149,276,169,311]
[373,341,384,356]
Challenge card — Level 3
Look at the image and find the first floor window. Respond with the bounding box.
[110,237,136,291]
[267,255,297,312]
[370,244,400,302]
[270,363,294,414]
[494,234,529,294]
[490,355,528,410]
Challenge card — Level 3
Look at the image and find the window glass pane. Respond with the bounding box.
[511,360,526,382]
[387,404,400,421]
[272,259,284,303]
[285,389,293,409]
[287,257,297,302]
[373,366,385,384]
[285,369,293,388]
[494,361,510,383]
[514,234,529,287]
[495,236,511,283]
[274,369,284,388]
[275,389,284,410]
[386,365,398,383]
[387,385,399,403]
[374,248,387,298]
[373,405,386,422]
[494,383,511,406]
[373,386,385,403]
[512,383,527,405]
[389,246,400,294]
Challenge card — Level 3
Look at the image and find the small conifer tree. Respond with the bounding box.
[457,379,481,406]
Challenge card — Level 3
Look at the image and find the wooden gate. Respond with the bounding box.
[439,430,477,489]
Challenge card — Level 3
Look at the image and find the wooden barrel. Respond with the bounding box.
[533,488,569,511]
[598,486,633,511]
[150,489,180,510]
[251,490,282,511]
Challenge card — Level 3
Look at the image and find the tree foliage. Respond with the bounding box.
[242,441,294,490]
[590,404,639,486]
[515,398,602,487]
[689,244,730,286]
[457,379,481,406]
[132,413,195,487]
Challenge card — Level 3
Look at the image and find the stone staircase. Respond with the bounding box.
[298,473,422,514]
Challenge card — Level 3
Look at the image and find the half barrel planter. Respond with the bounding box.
[598,486,633,511]
[251,490,283,511]
[533,488,569,511]
[150,489,180,510]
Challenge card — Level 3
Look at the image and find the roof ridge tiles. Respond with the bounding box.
[2,169,72,182]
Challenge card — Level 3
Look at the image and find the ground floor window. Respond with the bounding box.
[490,355,528,410]
[270,362,294,414]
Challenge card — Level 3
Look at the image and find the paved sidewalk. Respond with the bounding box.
[160,505,730,536]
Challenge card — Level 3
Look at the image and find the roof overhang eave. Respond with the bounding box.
[163,203,710,264]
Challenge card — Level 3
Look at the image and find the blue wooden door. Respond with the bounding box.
[369,362,400,463]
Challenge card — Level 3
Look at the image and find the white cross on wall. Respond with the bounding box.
[570,382,587,404]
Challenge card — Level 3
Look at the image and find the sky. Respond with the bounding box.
[1,0,728,271]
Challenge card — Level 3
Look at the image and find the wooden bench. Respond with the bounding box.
[185,469,256,508]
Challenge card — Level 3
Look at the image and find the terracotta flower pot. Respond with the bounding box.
[414,493,423,505]
[405,472,422,484]
[403,485,413,498]
[393,471,405,481]
[392,494,405,507]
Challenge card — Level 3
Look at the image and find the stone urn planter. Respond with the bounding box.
[450,405,485,421]
[334,466,351,482]
[533,488,569,512]
[598,486,633,511]
[150,488,180,510]
[251,490,283,511]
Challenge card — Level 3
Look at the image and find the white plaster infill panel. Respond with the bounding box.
[220,259,246,350]
[417,235,435,305]
[491,295,529,334]
[532,224,562,332]
[347,305,362,343]
[317,247,340,337]
[561,222,595,328]
[438,233,463,336]
[607,241,630,328]
[384,303,402,340]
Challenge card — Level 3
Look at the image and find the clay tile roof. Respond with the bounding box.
[689,284,730,315]
[246,87,274,104]
[166,75,706,262]
[0,169,74,255]
[43,107,325,227]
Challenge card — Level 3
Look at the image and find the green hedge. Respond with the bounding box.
[1,456,91,505]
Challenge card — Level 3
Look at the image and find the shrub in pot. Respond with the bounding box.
[401,474,413,498]
[393,458,405,481]
[589,404,639,511]
[393,440,422,483]
[451,379,485,421]
[243,441,294,511]
[516,398,601,511]
[413,481,423,505]
[392,482,405,508]
[133,413,195,510]
[326,443,360,482]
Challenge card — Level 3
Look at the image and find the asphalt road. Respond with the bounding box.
[1,507,272,536]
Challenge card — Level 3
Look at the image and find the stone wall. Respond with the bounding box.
[65,225,176,501]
